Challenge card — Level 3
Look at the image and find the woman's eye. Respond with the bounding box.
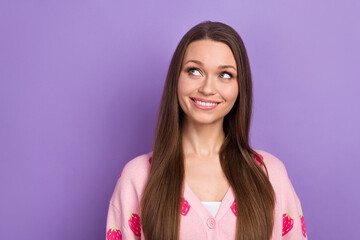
[188,68,201,76]
[220,72,232,79]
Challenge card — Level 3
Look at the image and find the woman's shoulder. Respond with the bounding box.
[254,149,290,182]
[110,152,153,205]
[112,152,152,194]
[119,152,153,182]
[255,149,286,168]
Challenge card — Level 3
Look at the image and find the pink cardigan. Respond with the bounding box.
[106,150,308,240]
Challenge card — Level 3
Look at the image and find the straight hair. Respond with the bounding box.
[140,21,276,240]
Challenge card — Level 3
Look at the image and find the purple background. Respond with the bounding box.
[1,1,359,239]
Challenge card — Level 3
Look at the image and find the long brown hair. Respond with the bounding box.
[140,21,275,240]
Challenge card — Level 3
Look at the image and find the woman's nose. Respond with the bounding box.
[198,76,216,95]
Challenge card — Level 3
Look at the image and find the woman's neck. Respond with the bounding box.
[181,117,225,158]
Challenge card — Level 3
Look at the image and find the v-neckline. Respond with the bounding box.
[183,181,234,221]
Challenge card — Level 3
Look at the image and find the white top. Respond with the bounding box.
[201,201,221,217]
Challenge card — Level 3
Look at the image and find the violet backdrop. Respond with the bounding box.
[1,0,359,239]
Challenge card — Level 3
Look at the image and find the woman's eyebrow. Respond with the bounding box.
[184,59,204,66]
[184,59,236,71]
[218,65,236,71]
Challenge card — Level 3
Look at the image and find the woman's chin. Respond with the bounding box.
[186,116,224,126]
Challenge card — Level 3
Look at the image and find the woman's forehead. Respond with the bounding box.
[182,39,237,68]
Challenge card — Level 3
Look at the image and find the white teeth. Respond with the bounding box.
[194,100,217,106]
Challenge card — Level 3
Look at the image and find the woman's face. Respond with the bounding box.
[178,39,239,125]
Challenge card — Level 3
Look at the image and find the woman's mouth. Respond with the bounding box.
[190,97,220,110]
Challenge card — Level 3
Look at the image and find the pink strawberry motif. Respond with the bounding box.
[128,213,141,237]
[180,198,190,216]
[230,200,237,216]
[107,224,122,240]
[282,212,294,236]
[149,157,152,164]
[300,213,307,237]
[252,153,263,166]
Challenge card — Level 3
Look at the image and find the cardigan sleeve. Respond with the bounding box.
[105,161,145,240]
[280,167,308,240]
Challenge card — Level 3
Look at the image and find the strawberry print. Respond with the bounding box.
[230,200,237,216]
[300,214,307,237]
[252,153,263,166]
[180,198,190,216]
[299,207,307,238]
[282,212,294,236]
[107,224,122,240]
[128,213,141,237]
[149,157,152,164]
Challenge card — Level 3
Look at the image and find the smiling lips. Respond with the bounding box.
[190,97,221,110]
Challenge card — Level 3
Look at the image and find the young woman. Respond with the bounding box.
[106,21,307,240]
